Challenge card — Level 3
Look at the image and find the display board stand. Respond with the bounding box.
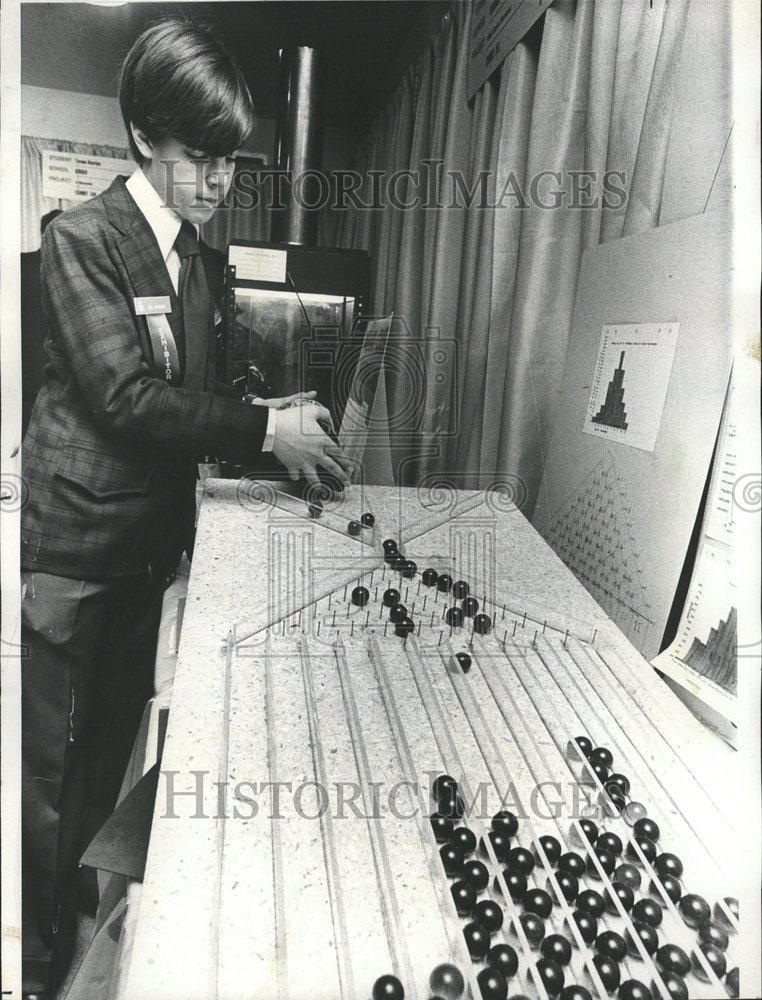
[534,212,733,660]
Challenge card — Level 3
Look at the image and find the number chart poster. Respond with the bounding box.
[583,323,679,453]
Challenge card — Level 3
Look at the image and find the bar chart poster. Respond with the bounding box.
[583,324,679,452]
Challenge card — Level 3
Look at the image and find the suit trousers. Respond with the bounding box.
[21,568,166,992]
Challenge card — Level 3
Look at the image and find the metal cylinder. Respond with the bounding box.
[270,46,322,246]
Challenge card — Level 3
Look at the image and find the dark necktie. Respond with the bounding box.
[174,220,211,391]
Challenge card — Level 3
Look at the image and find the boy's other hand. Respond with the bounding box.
[270,402,353,486]
[248,390,318,410]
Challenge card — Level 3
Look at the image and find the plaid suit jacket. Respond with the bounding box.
[22,176,268,579]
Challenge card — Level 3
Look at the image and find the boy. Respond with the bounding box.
[21,18,350,995]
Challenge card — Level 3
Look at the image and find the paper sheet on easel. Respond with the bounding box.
[652,353,760,745]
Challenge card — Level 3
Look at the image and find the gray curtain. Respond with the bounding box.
[333,0,732,514]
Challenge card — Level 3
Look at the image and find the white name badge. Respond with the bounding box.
[133,295,172,316]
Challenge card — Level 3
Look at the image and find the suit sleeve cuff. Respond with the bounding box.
[262,407,276,453]
[222,398,269,463]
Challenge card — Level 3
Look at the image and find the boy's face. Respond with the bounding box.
[137,132,237,225]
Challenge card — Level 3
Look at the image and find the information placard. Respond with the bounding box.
[228,245,288,284]
[42,149,133,203]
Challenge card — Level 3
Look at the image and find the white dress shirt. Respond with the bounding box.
[126,167,189,294]
[125,168,275,450]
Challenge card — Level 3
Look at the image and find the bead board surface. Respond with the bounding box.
[123,482,740,1000]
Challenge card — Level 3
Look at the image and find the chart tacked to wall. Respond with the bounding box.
[583,323,679,452]
[534,212,733,660]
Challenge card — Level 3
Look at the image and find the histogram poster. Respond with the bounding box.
[533,212,733,660]
[654,541,737,743]
[651,353,760,746]
[583,324,679,452]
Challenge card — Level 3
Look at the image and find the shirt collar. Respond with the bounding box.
[125,167,199,262]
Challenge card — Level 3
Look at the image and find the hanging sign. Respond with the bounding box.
[468,0,554,100]
[42,149,133,203]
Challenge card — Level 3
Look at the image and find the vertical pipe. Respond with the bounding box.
[271,45,322,246]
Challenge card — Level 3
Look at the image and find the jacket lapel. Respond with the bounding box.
[102,177,186,378]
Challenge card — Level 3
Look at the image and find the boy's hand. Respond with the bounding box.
[248,390,318,410]
[270,402,353,486]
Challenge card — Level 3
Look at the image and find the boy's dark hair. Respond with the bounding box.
[119,18,255,163]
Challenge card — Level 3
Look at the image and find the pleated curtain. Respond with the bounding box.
[333,0,732,515]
